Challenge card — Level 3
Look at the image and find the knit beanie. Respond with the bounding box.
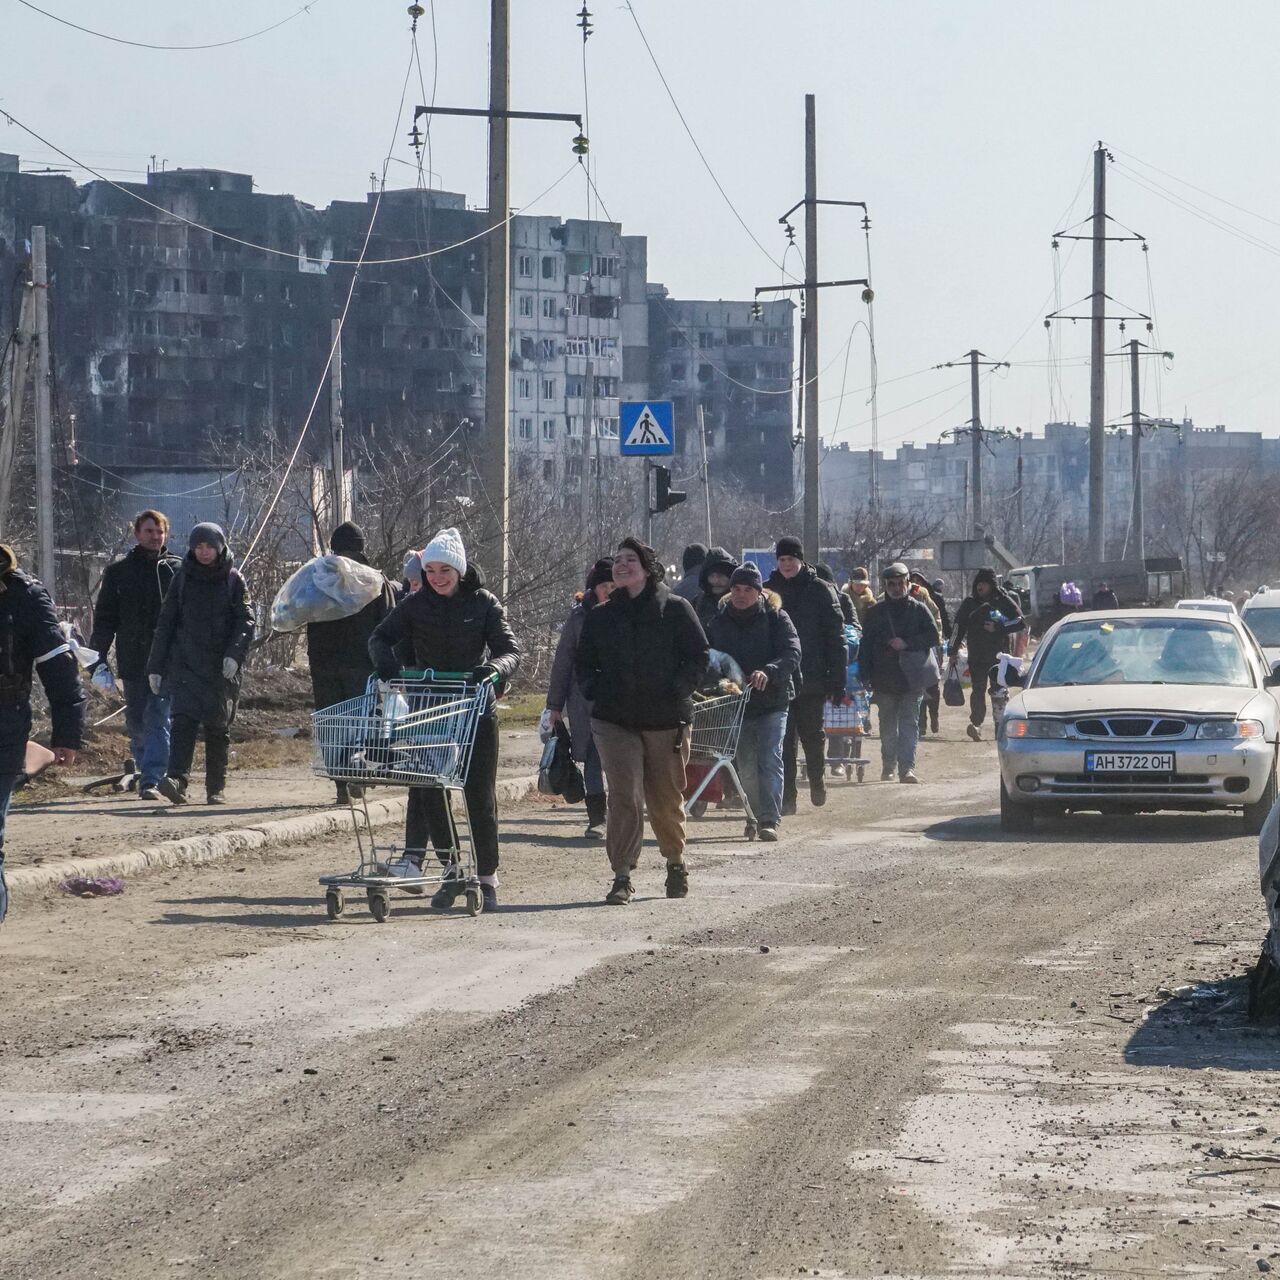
[585,557,614,592]
[814,562,835,583]
[420,526,467,577]
[851,566,870,583]
[682,542,708,573]
[730,563,763,591]
[188,522,227,554]
[775,535,804,560]
[329,521,365,558]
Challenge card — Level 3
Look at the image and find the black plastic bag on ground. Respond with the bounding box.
[538,721,585,805]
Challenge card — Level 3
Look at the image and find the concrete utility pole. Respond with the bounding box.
[484,0,511,597]
[578,358,594,531]
[937,349,1009,537]
[1128,337,1143,565]
[697,402,713,545]
[802,93,820,558]
[328,318,348,529]
[0,286,35,538]
[31,227,54,594]
[1088,143,1107,563]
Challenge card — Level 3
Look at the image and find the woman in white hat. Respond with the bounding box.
[369,528,520,910]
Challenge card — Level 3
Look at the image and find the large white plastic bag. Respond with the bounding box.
[271,554,385,633]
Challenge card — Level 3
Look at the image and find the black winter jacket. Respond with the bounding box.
[368,567,520,699]
[861,594,940,696]
[575,582,708,730]
[147,550,255,719]
[952,587,1025,661]
[706,597,800,717]
[89,544,182,680]
[764,564,847,697]
[306,569,398,676]
[0,566,86,773]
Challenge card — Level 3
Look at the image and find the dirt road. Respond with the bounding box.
[3,732,1278,1278]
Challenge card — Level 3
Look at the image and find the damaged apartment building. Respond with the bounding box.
[0,152,793,534]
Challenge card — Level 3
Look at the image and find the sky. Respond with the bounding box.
[4,0,1280,453]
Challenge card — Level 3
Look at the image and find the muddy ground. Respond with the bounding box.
[2,730,1279,1278]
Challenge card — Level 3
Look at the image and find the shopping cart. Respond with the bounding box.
[683,687,757,834]
[313,671,493,923]
[823,687,870,783]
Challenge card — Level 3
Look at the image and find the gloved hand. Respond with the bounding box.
[471,664,499,685]
[222,658,239,681]
[90,664,117,693]
[148,674,162,696]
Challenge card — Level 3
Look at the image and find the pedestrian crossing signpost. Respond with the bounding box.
[619,401,675,456]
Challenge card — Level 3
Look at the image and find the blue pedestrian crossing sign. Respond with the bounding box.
[619,401,675,456]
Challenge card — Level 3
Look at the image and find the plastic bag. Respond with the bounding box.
[706,648,746,689]
[91,665,117,693]
[270,555,385,633]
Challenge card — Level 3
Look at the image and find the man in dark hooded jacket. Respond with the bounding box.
[306,521,397,803]
[950,567,1025,740]
[691,546,739,632]
[672,543,707,602]
[0,544,86,927]
[147,523,255,805]
[88,508,182,798]
[765,535,846,812]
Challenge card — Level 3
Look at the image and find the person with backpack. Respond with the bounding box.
[147,523,255,806]
[369,528,521,911]
[949,567,1026,741]
[575,537,708,905]
[87,508,182,799]
[0,544,86,928]
[306,520,398,805]
[705,564,800,841]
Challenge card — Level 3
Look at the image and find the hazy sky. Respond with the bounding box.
[4,1,1279,451]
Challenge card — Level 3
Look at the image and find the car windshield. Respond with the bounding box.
[1244,607,1280,647]
[1033,616,1253,688]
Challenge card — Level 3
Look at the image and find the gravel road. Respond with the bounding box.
[2,732,1278,1278]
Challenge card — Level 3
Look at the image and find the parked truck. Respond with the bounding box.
[1005,557,1185,634]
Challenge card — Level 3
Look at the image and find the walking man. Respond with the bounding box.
[861,562,940,784]
[0,544,86,926]
[88,509,181,799]
[765,536,846,813]
[950,568,1025,741]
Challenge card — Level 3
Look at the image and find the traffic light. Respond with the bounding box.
[652,465,686,514]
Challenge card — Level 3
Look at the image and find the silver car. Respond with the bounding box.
[997,609,1280,833]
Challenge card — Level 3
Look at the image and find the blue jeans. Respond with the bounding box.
[0,770,24,926]
[122,678,172,788]
[877,690,923,776]
[736,709,787,827]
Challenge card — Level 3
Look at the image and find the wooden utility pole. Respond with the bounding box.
[32,227,54,593]
[937,349,1008,536]
[484,0,511,597]
[1088,143,1107,562]
[802,93,820,557]
[329,318,348,529]
[0,286,34,538]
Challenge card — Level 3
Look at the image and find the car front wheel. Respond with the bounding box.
[1000,780,1036,833]
[1243,748,1279,836]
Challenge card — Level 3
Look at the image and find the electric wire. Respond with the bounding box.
[0,108,578,266]
[12,0,322,50]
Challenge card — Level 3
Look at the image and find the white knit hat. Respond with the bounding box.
[420,527,467,578]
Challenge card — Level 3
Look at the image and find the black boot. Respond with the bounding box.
[584,792,607,840]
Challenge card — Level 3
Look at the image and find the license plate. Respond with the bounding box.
[1085,751,1174,772]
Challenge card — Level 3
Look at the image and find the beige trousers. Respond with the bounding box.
[590,719,691,874]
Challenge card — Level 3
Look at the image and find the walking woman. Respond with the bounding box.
[575,537,708,905]
[148,523,255,805]
[368,527,520,911]
[545,557,614,841]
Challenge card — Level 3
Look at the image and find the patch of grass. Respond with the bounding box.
[497,692,544,728]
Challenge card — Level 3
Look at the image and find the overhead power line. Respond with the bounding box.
[12,0,323,50]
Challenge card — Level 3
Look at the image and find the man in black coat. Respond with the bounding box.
[576,537,708,905]
[306,520,397,803]
[862,562,940,783]
[706,564,801,840]
[88,509,181,798]
[765,535,846,812]
[0,544,87,927]
[950,567,1026,741]
[148,523,256,805]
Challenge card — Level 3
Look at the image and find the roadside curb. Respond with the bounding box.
[8,773,539,897]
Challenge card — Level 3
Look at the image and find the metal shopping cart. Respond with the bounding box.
[683,687,757,835]
[822,687,870,783]
[313,671,493,923]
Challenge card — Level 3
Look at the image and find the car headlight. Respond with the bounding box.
[1004,718,1069,739]
[1196,719,1267,740]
